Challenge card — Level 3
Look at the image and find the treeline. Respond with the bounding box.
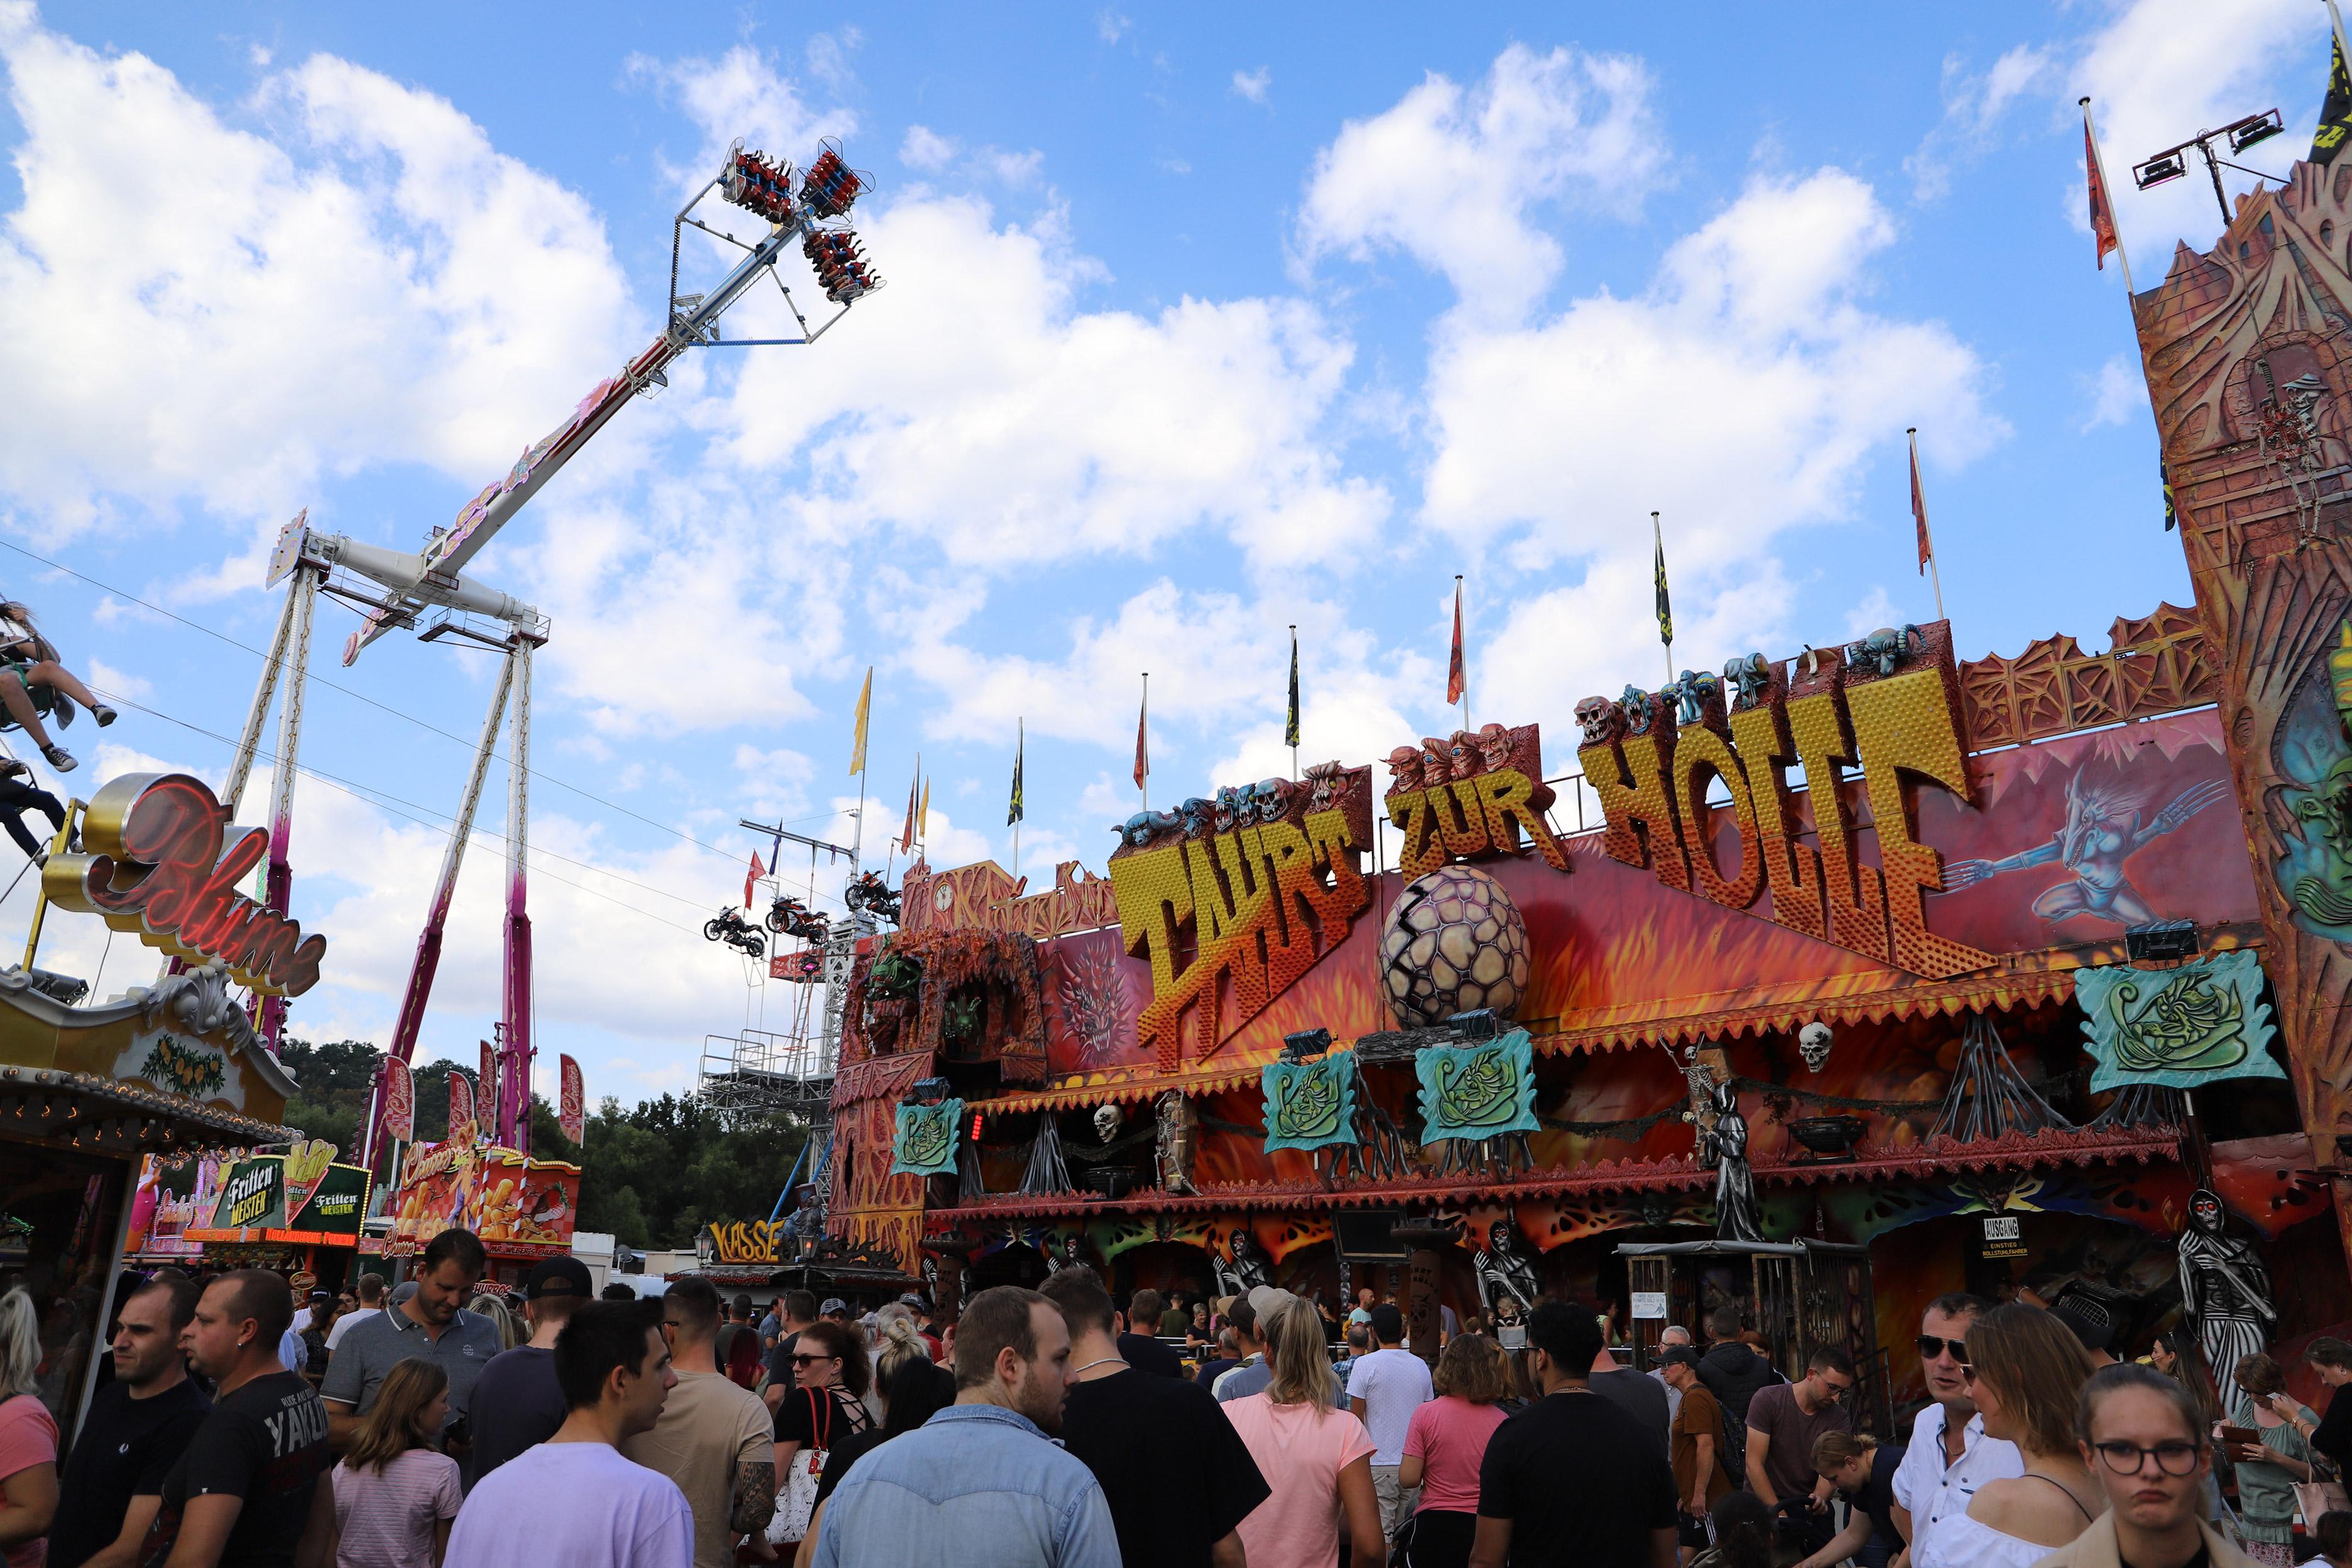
[276,1038,810,1251]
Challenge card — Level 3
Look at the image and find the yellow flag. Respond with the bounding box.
[849,667,872,775]
[918,776,929,839]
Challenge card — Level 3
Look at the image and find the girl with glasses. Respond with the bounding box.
[1917,1304,2103,1568]
[2035,1363,2260,1568]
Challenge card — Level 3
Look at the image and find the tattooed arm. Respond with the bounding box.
[731,1455,779,1537]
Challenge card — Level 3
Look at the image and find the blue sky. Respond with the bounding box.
[0,1,2326,1105]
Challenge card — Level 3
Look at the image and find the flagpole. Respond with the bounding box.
[1288,625,1300,781]
[1654,513,1674,685]
[1456,575,1471,732]
[1910,427,1947,621]
[2333,0,2352,80]
[2080,97,2135,296]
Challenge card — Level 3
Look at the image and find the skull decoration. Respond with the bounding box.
[1386,746,1427,793]
[1620,685,1655,736]
[1179,797,1216,839]
[1251,778,1291,824]
[1671,669,1723,729]
[1798,1020,1834,1072]
[1723,652,1772,710]
[1844,624,1925,678]
[1093,1102,1124,1141]
[1213,786,1244,834]
[1574,695,1626,746]
[1305,760,1347,813]
[1475,722,1513,771]
[1115,808,1180,847]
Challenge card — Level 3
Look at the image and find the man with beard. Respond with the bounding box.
[47,1277,209,1568]
[1890,1292,2022,1564]
[810,1286,1116,1568]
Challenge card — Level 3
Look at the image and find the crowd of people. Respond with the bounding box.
[6,1241,2352,1568]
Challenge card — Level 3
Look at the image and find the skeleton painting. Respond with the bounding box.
[2177,1187,2275,1423]
[1474,1217,1538,1316]
[1045,1233,1087,1273]
[1212,1226,1271,1298]
[1942,768,2231,928]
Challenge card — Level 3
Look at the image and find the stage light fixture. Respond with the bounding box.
[2134,152,2188,190]
[2228,110,2285,155]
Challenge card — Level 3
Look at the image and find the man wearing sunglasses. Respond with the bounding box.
[1890,1292,2022,1566]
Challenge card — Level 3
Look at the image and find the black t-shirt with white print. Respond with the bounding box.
[138,1369,330,1568]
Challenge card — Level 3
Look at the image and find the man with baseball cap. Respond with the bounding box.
[465,1255,595,1489]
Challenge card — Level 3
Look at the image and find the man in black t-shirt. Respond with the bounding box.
[763,1288,820,1415]
[464,1254,591,1489]
[1475,1301,1677,1568]
[1043,1266,1268,1568]
[1115,1294,1185,1380]
[136,1269,332,1568]
[49,1275,209,1568]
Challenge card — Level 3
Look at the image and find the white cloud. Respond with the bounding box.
[0,7,638,539]
[1295,43,1664,323]
[1418,170,2002,703]
[721,193,1389,573]
[1907,43,2056,201]
[901,124,957,170]
[2082,352,2147,430]
[1096,10,1131,45]
[1232,67,1271,105]
[623,43,858,195]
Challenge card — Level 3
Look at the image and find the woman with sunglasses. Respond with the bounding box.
[771,1319,872,1551]
[1917,1303,2103,1568]
[2034,1362,2260,1567]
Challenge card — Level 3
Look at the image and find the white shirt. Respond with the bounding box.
[1347,1346,1434,1467]
[1893,1403,2023,1559]
[326,1305,382,1351]
[278,1326,307,1374]
[447,1441,694,1568]
[1649,1364,1682,1427]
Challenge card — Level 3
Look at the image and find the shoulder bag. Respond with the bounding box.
[769,1388,836,1545]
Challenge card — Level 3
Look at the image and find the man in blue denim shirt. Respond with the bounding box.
[812,1285,1118,1568]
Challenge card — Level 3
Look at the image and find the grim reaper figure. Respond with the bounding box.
[1045,1234,1086,1274]
[1212,1226,1271,1298]
[1474,1217,1539,1316]
[2178,1187,2275,1422]
[1704,1080,1764,1243]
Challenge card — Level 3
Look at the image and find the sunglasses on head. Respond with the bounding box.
[1915,1334,1970,1364]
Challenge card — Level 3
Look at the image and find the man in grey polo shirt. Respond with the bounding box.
[322,1226,499,1452]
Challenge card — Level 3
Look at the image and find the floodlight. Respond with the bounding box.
[2134,152,2188,190]
[2228,110,2285,155]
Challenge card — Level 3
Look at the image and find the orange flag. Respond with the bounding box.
[1446,580,1466,705]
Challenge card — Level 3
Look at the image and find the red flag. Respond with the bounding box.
[1446,581,1466,705]
[1133,688,1149,790]
[380,1057,414,1143]
[744,851,764,910]
[447,1070,477,1148]
[1910,435,1934,575]
[2086,120,2118,271]
[558,1054,584,1145]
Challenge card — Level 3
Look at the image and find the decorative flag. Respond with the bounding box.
[1415,1030,1541,1143]
[1446,582,1466,705]
[2073,952,2282,1092]
[2162,462,2177,532]
[900,761,919,853]
[891,1097,967,1178]
[559,1054,585,1144]
[744,851,764,910]
[479,1040,498,1134]
[1132,681,1149,791]
[380,1057,414,1143]
[1285,628,1301,749]
[917,777,929,841]
[2317,10,2352,166]
[2081,102,2120,272]
[1652,514,1674,648]
[1008,721,1025,825]
[1909,431,1935,574]
[848,666,872,775]
[447,1069,477,1148]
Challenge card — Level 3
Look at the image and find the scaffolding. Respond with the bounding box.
[697,1026,834,1124]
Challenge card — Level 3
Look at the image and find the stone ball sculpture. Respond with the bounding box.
[1378,864,1531,1027]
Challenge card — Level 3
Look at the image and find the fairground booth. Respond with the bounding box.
[0,770,330,1447]
[816,155,2352,1429]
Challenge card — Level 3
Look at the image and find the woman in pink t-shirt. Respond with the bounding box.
[0,1290,57,1568]
[1224,1301,1385,1568]
[1398,1334,1513,1568]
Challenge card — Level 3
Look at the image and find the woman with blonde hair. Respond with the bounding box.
[464,1292,523,1351]
[1917,1302,2104,1568]
[332,1358,461,1567]
[1396,1333,1512,1568]
[0,1290,56,1568]
[1223,1300,1385,1568]
[1799,1430,1899,1568]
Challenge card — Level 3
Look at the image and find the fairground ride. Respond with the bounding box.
[217,139,881,1180]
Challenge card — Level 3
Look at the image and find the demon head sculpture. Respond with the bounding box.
[1574,696,1626,747]
[1724,652,1772,710]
